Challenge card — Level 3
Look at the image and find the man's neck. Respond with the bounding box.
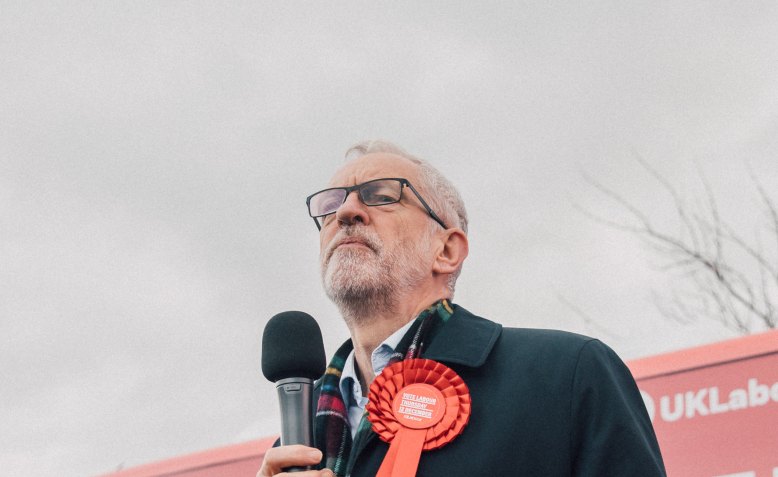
[341,290,445,388]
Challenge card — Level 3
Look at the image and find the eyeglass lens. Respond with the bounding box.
[309,179,403,217]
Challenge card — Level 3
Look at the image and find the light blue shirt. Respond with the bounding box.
[339,320,415,438]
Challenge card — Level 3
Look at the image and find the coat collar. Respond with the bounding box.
[422,304,502,368]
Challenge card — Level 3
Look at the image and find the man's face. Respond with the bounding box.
[319,153,438,305]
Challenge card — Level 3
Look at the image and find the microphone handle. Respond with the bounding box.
[276,377,315,472]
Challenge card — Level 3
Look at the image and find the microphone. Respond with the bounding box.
[261,311,326,470]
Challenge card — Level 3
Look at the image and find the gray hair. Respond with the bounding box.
[344,140,468,295]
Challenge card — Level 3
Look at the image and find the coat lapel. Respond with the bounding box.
[422,305,503,367]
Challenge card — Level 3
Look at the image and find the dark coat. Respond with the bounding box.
[337,305,666,476]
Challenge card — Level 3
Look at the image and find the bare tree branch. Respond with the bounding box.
[696,163,724,264]
[747,163,778,254]
[722,224,778,281]
[583,157,777,334]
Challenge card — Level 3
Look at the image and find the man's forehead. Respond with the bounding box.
[327,153,419,186]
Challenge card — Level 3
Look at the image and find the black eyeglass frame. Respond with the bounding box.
[305,177,448,231]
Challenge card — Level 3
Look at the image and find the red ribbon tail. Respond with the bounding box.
[376,428,426,477]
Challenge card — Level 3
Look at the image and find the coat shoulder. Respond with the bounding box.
[501,326,599,352]
[454,304,602,360]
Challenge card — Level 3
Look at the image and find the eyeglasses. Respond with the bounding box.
[305,178,448,231]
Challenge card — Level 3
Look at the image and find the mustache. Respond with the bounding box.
[322,227,381,263]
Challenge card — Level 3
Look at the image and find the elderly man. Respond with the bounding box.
[258,141,666,477]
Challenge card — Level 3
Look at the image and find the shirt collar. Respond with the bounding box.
[339,318,415,408]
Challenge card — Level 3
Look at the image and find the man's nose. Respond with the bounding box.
[334,190,370,227]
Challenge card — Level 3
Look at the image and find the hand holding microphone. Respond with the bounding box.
[259,311,331,476]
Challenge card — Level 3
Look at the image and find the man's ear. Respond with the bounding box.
[432,228,469,275]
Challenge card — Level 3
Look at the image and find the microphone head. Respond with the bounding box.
[262,311,326,382]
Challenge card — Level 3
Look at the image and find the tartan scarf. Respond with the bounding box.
[314,300,454,477]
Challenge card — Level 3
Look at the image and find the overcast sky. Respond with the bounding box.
[2,2,778,476]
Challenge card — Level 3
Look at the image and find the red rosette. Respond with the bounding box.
[366,358,471,477]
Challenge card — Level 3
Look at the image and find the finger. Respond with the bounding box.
[257,445,324,476]
[279,470,334,477]
[257,470,332,477]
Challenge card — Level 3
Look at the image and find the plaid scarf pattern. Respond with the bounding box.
[314,300,454,477]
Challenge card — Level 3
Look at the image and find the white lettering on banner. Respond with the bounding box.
[774,467,778,477]
[730,389,748,410]
[709,387,729,414]
[659,393,683,422]
[639,377,778,423]
[685,388,709,418]
[749,378,770,406]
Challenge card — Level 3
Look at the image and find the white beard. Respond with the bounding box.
[320,226,432,322]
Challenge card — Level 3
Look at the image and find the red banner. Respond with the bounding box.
[632,331,778,477]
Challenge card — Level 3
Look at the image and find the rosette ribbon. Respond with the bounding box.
[366,358,471,477]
